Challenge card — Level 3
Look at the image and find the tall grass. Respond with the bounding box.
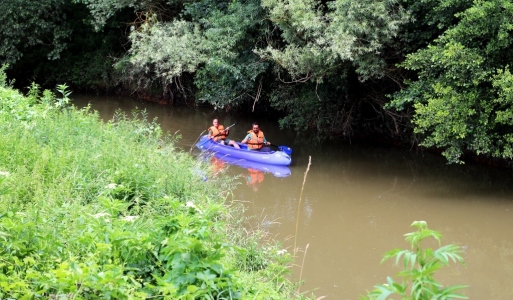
[0,76,312,299]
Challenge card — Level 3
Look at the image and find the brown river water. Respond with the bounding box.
[72,94,513,299]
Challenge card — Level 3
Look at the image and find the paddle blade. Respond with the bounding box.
[278,146,292,155]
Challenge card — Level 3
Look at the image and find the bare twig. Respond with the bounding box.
[189,130,206,154]
[294,156,311,256]
[251,78,263,112]
[297,243,310,294]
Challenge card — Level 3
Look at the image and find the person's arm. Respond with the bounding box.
[241,134,250,144]
[207,129,214,139]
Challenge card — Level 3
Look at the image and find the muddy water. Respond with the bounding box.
[72,94,513,299]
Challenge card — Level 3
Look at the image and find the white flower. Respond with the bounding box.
[185,201,203,214]
[122,216,139,222]
[105,183,117,189]
[0,171,10,177]
[91,212,111,219]
[277,249,288,255]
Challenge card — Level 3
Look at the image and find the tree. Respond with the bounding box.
[252,0,411,138]
[387,0,513,163]
[256,0,410,83]
[362,221,468,300]
[80,0,413,116]
[0,0,71,64]
[102,0,270,108]
[1,0,135,91]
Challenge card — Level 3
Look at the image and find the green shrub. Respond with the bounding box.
[361,221,468,300]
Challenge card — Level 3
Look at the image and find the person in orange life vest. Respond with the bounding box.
[241,122,270,151]
[208,119,240,149]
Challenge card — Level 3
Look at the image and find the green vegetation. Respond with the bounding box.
[388,0,513,163]
[2,0,513,165]
[362,221,468,300]
[0,73,309,298]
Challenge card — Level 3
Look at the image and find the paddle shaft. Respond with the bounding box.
[199,122,237,146]
[251,142,278,147]
[249,142,292,155]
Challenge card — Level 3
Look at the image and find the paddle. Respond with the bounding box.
[271,144,292,155]
[273,144,292,155]
[251,142,293,155]
[220,122,237,133]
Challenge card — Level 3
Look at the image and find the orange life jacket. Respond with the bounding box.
[247,130,265,149]
[210,157,226,176]
[209,125,227,142]
[247,168,264,184]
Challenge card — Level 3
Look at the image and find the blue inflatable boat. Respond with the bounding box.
[196,135,292,166]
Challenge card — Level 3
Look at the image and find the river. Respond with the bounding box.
[72,94,513,299]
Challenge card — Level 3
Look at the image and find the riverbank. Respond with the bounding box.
[0,81,313,298]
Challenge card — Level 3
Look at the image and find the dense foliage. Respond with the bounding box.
[0,74,309,298]
[388,0,513,163]
[2,0,513,164]
[0,0,131,91]
[0,0,69,64]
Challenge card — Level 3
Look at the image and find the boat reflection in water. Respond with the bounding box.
[206,153,291,192]
[207,152,292,178]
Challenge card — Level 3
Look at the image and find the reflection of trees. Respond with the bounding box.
[301,140,513,202]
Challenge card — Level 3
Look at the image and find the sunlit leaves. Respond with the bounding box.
[493,69,513,125]
[261,0,324,43]
[187,0,269,109]
[73,0,141,31]
[258,0,409,82]
[406,221,442,247]
[112,0,269,109]
[127,20,206,83]
[434,245,465,265]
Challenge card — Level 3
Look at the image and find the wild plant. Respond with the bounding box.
[361,221,468,300]
[0,64,14,88]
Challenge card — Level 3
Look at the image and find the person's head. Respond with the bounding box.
[213,118,219,127]
[251,122,260,133]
